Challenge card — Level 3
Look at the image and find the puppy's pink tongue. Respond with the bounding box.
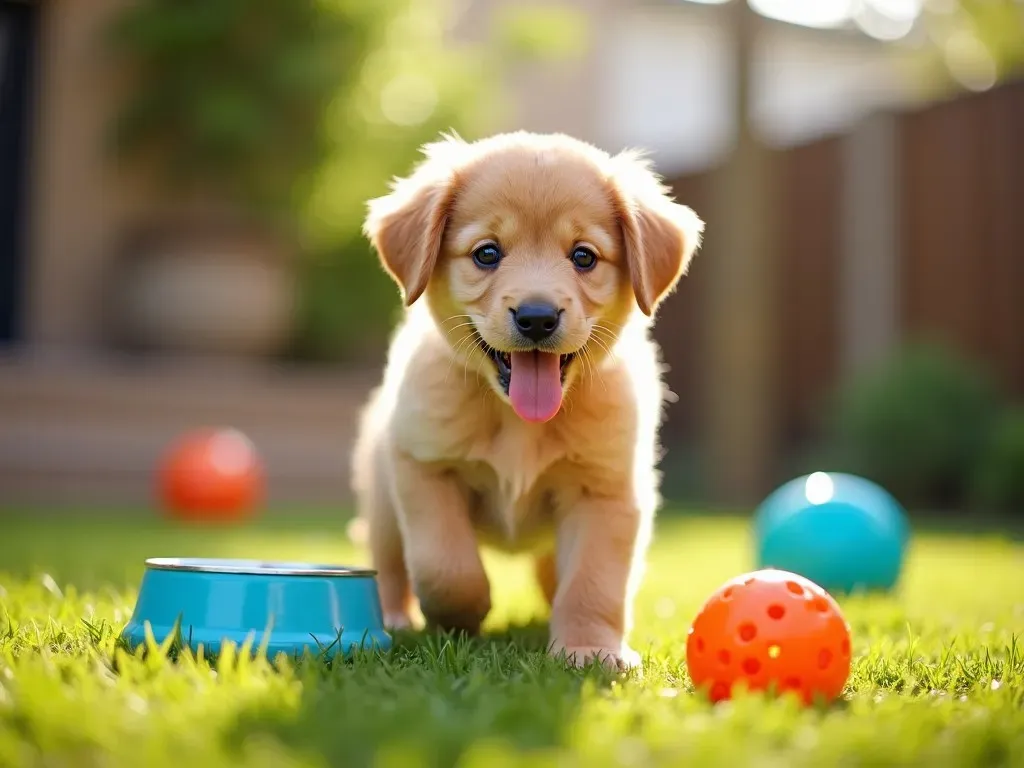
[508,351,563,423]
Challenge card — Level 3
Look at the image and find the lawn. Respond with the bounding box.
[0,511,1022,767]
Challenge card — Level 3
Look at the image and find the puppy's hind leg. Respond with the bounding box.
[534,550,558,608]
[366,487,415,630]
[351,429,414,631]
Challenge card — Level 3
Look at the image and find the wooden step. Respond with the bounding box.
[0,349,380,507]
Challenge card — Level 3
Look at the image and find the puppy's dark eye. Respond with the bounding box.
[570,246,597,271]
[472,244,502,269]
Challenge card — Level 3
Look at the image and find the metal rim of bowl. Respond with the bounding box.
[144,557,377,577]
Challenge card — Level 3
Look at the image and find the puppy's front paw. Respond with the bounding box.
[383,612,414,631]
[550,642,642,673]
[414,562,492,636]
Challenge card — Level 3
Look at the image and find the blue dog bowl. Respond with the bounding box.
[753,472,910,593]
[121,558,391,659]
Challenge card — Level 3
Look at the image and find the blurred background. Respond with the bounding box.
[0,0,1021,518]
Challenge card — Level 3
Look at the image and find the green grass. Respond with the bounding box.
[0,511,1022,767]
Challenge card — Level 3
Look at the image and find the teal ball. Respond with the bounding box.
[754,472,909,593]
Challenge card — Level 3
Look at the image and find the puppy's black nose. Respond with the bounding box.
[512,302,561,343]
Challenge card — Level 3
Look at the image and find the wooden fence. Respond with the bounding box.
[655,78,1024,457]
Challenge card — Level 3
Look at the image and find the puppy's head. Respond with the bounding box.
[364,132,703,423]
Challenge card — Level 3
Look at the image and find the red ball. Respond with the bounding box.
[686,569,852,705]
[158,428,263,522]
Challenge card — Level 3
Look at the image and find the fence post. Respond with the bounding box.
[702,0,778,507]
[839,111,901,377]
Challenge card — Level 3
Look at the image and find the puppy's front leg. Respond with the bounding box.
[392,452,491,635]
[548,497,647,671]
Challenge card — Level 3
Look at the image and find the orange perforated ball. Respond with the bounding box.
[686,569,852,705]
[158,428,263,522]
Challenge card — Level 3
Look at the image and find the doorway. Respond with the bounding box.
[0,1,38,344]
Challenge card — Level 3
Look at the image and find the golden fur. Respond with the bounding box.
[352,131,703,670]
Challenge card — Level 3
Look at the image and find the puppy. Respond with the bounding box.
[351,131,703,669]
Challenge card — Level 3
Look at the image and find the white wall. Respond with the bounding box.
[596,6,735,172]
[594,3,921,174]
[751,22,918,147]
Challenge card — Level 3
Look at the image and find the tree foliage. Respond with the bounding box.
[915,0,1024,94]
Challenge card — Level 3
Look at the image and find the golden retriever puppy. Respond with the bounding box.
[351,131,703,670]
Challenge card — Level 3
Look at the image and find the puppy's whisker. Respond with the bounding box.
[439,313,474,327]
[441,320,476,332]
[444,330,482,384]
[586,344,610,376]
[576,344,595,388]
[443,344,465,385]
[446,327,476,351]
[575,347,590,383]
[590,321,619,336]
[589,328,621,360]
[588,325,616,346]
[440,323,480,348]
[588,333,615,362]
[581,345,607,394]
[450,337,479,369]
[584,345,598,380]
[445,331,479,387]
[442,318,484,385]
[590,323,620,344]
[562,388,574,416]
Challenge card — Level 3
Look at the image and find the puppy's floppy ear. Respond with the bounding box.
[610,151,704,317]
[363,137,463,306]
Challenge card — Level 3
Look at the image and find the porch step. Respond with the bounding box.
[0,350,380,508]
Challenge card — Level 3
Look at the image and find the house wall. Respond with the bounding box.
[24,0,159,352]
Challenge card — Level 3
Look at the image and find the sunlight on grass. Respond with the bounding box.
[0,512,1022,767]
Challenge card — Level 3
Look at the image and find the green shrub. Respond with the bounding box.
[825,343,1001,509]
[286,240,400,364]
[103,0,370,214]
[971,408,1024,513]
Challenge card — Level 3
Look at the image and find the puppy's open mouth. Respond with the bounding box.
[476,335,576,424]
[481,344,576,387]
